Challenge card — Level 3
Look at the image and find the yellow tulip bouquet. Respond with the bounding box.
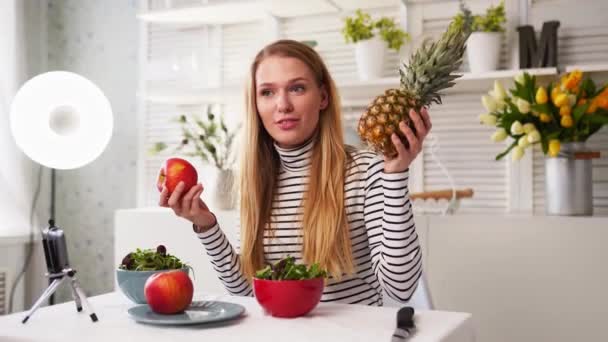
[479,70,608,161]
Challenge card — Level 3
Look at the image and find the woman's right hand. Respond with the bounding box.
[159,181,217,232]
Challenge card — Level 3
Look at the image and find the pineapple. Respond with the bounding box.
[358,22,471,157]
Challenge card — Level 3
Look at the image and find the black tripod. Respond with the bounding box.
[21,218,98,324]
[22,265,97,323]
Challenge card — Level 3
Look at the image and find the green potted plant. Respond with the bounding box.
[452,0,505,73]
[150,107,240,210]
[342,9,410,80]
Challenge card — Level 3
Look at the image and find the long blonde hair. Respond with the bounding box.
[239,40,354,281]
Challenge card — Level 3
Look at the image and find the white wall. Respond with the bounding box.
[0,0,53,313]
[0,0,47,225]
[46,0,138,302]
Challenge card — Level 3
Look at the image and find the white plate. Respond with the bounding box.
[127,300,245,325]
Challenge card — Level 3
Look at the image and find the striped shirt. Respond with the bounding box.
[196,138,422,306]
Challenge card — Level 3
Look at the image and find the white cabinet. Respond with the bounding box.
[113,207,238,295]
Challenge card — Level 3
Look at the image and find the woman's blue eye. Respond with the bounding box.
[290,85,305,93]
[260,89,273,97]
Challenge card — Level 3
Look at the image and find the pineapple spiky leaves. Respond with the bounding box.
[358,21,471,157]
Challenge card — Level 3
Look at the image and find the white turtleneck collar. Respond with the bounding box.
[273,135,316,173]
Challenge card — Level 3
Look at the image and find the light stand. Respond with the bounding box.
[21,169,98,324]
[9,71,113,324]
[22,219,98,323]
[48,168,56,305]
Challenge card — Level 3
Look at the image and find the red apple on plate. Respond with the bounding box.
[144,270,194,314]
[157,157,198,194]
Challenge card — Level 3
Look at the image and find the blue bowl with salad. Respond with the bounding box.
[116,245,189,304]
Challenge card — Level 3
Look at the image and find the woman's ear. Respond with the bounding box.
[320,85,329,110]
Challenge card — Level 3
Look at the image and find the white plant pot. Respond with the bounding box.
[355,37,386,80]
[545,143,593,216]
[213,169,236,210]
[466,32,502,73]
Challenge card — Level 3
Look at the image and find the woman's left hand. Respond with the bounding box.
[384,107,432,174]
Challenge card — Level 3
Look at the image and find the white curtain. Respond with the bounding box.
[0,0,42,236]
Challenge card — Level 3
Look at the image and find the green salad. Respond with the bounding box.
[119,245,186,271]
[255,256,327,280]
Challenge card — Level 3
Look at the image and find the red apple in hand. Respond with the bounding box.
[144,270,194,314]
[157,157,198,194]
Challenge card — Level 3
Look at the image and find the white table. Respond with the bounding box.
[0,292,475,342]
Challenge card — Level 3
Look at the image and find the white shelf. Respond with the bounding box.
[455,67,558,81]
[565,64,608,73]
[138,2,261,25]
[338,68,559,106]
[141,66,608,106]
[138,0,399,26]
[330,0,400,10]
[338,77,399,107]
[450,67,558,93]
[142,85,241,105]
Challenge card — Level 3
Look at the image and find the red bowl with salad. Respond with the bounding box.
[253,256,326,318]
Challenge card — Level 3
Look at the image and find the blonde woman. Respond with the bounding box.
[160,40,430,305]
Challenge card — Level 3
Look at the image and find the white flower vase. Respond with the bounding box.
[466,32,502,73]
[213,169,236,210]
[545,142,593,216]
[355,36,385,80]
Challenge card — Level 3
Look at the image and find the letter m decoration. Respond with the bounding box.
[517,21,560,68]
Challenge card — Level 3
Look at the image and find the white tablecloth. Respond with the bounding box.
[0,292,474,342]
